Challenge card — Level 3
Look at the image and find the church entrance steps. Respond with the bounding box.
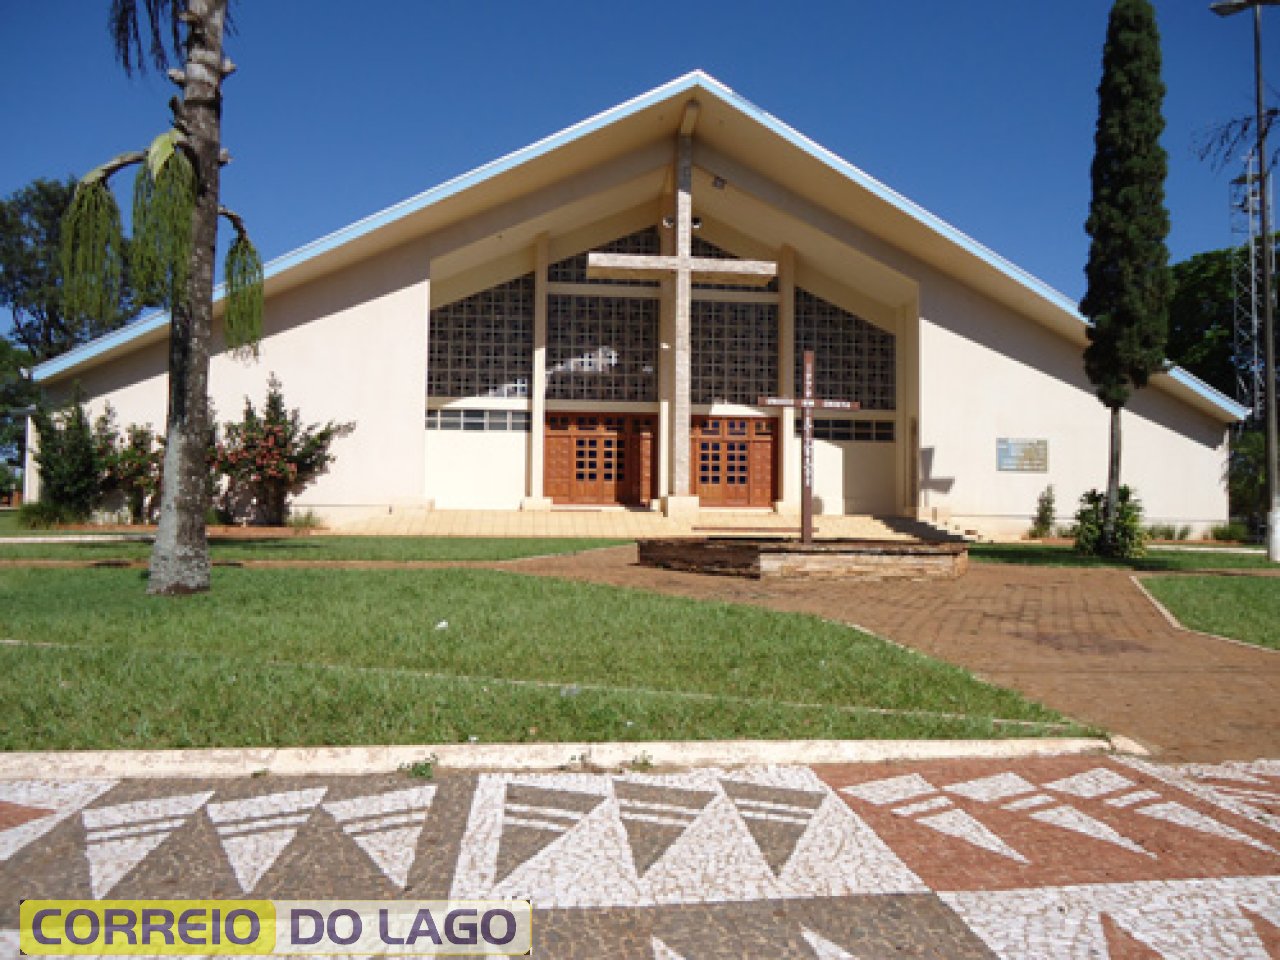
[332,510,917,540]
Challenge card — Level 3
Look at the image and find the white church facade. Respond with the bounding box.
[27,72,1246,538]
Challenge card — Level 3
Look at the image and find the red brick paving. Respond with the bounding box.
[816,757,1279,892]
[505,547,1280,761]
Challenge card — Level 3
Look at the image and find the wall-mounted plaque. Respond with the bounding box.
[997,438,1048,472]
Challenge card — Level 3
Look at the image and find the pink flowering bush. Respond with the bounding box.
[213,375,354,526]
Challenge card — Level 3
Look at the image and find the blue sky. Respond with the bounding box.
[1,0,1276,317]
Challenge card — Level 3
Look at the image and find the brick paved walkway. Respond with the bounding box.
[504,548,1280,762]
[2,756,1278,957]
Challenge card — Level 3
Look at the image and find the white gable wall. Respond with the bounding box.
[917,269,1229,537]
[36,239,432,524]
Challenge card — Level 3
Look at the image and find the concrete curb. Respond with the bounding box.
[0,736,1146,780]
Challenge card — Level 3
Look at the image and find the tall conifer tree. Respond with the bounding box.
[1081,0,1172,554]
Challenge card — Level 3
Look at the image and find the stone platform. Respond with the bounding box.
[637,537,968,580]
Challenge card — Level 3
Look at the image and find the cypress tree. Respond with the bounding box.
[1081,0,1172,555]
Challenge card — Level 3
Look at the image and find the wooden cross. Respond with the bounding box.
[585,120,777,499]
[760,350,859,544]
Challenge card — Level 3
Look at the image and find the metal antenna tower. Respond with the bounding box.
[1230,151,1273,415]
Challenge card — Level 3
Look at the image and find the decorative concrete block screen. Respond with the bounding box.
[795,289,896,411]
[428,274,534,398]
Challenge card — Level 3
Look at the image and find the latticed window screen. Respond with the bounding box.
[546,295,659,401]
[691,301,778,404]
[548,227,661,286]
[428,275,533,398]
[794,288,895,410]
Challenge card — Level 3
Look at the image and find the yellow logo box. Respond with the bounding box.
[20,901,276,955]
[20,900,533,956]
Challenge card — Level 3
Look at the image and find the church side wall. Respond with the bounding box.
[37,241,431,526]
[424,431,528,509]
[916,273,1229,539]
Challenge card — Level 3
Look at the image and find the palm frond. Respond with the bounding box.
[109,0,185,75]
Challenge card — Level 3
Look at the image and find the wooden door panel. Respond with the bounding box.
[691,417,777,507]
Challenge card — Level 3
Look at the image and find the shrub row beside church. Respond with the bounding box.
[25,376,352,527]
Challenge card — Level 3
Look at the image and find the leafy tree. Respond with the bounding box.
[62,0,264,594]
[0,338,35,466]
[1229,426,1267,534]
[31,392,101,521]
[0,177,140,363]
[1080,0,1172,556]
[213,376,353,526]
[1167,247,1236,398]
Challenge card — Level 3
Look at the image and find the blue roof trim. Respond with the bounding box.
[35,72,709,384]
[31,70,1247,421]
[1166,365,1250,419]
[35,308,171,381]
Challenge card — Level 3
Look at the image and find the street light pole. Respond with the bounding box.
[1212,0,1279,561]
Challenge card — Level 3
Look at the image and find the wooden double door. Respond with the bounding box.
[691,416,777,507]
[545,413,656,506]
[544,413,777,507]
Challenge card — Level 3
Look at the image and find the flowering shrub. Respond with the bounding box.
[213,375,354,526]
[94,405,163,523]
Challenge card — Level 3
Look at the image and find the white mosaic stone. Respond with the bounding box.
[1028,805,1153,858]
[943,876,1280,960]
[892,797,953,818]
[208,788,328,893]
[86,832,173,899]
[1002,794,1055,812]
[220,828,300,893]
[1043,767,1135,799]
[1120,757,1280,835]
[801,927,858,959]
[840,774,936,806]
[323,785,437,824]
[1136,801,1277,854]
[205,787,328,824]
[944,772,1037,803]
[0,779,118,861]
[1105,789,1161,809]
[81,790,214,898]
[450,767,924,908]
[914,809,1029,864]
[82,790,212,831]
[651,937,686,959]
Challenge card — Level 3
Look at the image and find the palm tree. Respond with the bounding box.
[64,0,262,594]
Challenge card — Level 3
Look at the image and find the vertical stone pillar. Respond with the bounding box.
[657,206,674,501]
[776,245,800,512]
[663,134,699,517]
[522,233,552,510]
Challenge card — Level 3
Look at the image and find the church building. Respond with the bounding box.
[27,72,1247,537]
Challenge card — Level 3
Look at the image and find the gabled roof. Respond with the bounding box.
[35,70,1248,423]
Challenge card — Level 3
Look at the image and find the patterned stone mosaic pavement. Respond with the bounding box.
[1,755,1278,957]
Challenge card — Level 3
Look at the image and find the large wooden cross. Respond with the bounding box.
[760,350,859,544]
[586,120,777,501]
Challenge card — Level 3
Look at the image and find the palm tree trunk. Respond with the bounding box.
[148,0,227,595]
[1104,404,1122,553]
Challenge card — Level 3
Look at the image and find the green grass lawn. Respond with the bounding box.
[0,567,1082,750]
[0,534,627,562]
[1143,575,1280,651]
[971,542,1274,572]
